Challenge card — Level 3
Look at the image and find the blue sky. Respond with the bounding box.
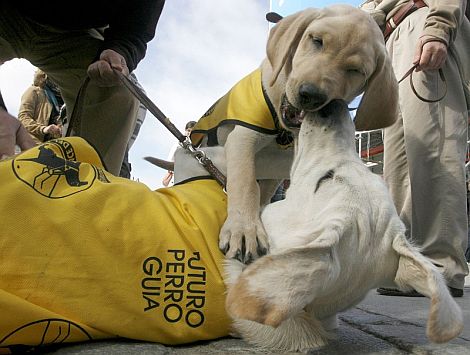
[271,0,361,15]
[0,0,362,190]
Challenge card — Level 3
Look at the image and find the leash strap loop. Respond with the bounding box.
[398,64,447,103]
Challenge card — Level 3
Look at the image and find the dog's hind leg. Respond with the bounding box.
[392,234,463,343]
[226,227,342,327]
[232,310,331,352]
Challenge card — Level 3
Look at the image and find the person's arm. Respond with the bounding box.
[414,0,465,71]
[87,0,165,87]
[0,90,7,111]
[102,0,165,71]
[422,0,465,45]
[0,91,35,158]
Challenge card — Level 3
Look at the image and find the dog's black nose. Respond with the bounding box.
[298,83,327,110]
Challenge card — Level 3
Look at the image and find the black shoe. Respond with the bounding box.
[376,287,424,297]
[376,287,463,298]
[448,286,463,297]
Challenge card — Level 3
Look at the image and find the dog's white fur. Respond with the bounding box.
[208,5,399,262]
[224,101,463,351]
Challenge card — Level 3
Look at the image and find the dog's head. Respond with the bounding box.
[266,5,398,131]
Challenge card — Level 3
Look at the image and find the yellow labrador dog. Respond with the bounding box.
[224,100,463,351]
[190,4,398,263]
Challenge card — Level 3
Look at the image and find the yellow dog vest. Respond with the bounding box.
[0,137,230,353]
[190,68,280,146]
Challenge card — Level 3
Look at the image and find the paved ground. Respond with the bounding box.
[42,271,470,354]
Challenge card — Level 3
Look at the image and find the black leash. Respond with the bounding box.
[66,71,227,188]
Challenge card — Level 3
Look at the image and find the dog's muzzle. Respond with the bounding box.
[318,99,348,118]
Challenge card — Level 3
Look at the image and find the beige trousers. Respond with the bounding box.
[0,5,139,175]
[384,8,469,289]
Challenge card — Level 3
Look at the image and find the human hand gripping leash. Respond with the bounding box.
[66,71,227,188]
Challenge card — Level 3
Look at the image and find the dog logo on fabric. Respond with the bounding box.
[0,318,92,352]
[12,139,97,198]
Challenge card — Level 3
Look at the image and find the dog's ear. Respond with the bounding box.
[267,9,320,87]
[226,230,341,327]
[354,45,399,131]
[144,156,174,171]
[392,235,464,343]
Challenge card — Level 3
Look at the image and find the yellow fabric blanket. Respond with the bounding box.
[0,137,230,352]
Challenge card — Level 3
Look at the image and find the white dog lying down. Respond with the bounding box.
[224,100,463,351]
[0,103,461,352]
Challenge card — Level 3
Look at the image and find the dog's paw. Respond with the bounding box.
[219,217,269,264]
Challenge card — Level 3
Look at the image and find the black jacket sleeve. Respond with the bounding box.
[101,0,165,71]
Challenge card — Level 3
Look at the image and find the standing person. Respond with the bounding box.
[360,0,470,297]
[0,0,165,176]
[18,69,63,144]
[162,121,197,187]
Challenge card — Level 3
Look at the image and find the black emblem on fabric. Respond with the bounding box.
[0,318,92,352]
[12,139,99,198]
[200,98,221,119]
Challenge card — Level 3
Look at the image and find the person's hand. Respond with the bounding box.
[0,109,35,159]
[87,49,130,87]
[162,170,174,187]
[413,38,447,72]
[43,124,62,137]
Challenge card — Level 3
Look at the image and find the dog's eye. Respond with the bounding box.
[312,37,323,49]
[347,68,363,75]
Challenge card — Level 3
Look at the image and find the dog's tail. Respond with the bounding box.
[392,235,464,343]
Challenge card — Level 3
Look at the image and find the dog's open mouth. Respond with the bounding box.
[280,95,306,128]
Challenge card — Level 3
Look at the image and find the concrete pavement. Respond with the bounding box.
[45,271,470,354]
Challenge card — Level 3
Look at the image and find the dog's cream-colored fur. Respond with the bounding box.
[209,4,399,262]
[224,100,463,351]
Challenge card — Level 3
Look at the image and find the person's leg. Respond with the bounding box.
[118,73,147,178]
[0,4,24,64]
[119,148,131,179]
[386,9,469,291]
[0,4,139,175]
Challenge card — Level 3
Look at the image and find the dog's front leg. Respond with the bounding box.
[220,126,271,264]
